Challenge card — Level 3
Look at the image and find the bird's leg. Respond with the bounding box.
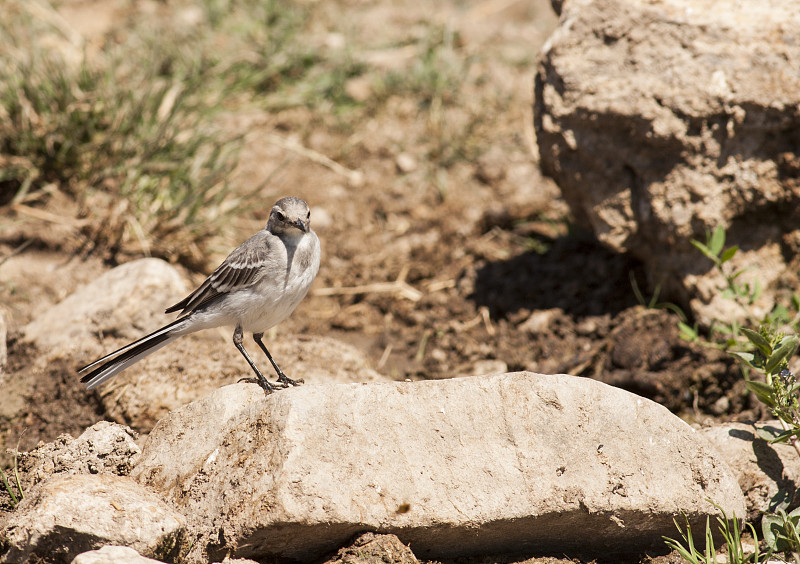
[233,326,276,394]
[253,333,304,387]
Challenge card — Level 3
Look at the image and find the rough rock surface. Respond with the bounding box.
[89,331,389,432]
[133,372,744,562]
[699,421,800,522]
[17,421,140,490]
[535,0,800,322]
[20,258,387,432]
[0,473,184,564]
[71,545,164,564]
[324,533,419,564]
[22,258,188,357]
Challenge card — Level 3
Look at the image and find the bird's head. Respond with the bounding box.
[267,197,312,234]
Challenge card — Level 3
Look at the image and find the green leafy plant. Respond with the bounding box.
[762,508,800,560]
[664,502,767,564]
[729,326,800,560]
[629,271,690,320]
[687,226,760,348]
[663,226,800,562]
[691,226,761,309]
[665,228,800,562]
[734,328,800,456]
[681,226,800,350]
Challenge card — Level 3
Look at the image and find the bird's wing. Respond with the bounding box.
[166,230,274,316]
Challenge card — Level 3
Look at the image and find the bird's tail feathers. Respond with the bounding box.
[78,319,186,390]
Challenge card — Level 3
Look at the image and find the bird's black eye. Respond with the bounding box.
[306,210,310,219]
[275,210,286,222]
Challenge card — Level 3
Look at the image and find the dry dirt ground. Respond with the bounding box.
[0,0,763,561]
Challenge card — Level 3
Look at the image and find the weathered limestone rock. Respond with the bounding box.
[18,421,140,490]
[699,421,800,522]
[324,533,419,564]
[133,372,744,562]
[0,473,184,564]
[535,0,800,323]
[22,258,188,357]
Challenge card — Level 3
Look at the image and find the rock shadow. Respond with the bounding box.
[470,231,646,320]
[729,425,799,511]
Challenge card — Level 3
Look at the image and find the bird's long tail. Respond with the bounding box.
[78,318,187,390]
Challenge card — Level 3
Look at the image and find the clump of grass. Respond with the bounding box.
[0,0,380,267]
[375,24,468,109]
[200,0,365,115]
[0,2,245,267]
[664,502,767,564]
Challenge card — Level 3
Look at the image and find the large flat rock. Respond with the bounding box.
[133,372,744,562]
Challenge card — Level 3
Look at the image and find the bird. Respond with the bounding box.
[78,196,321,394]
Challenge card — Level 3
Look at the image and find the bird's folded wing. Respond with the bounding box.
[166,230,275,316]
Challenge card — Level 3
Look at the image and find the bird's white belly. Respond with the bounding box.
[238,268,315,333]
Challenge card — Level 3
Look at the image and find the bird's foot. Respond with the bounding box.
[238,376,276,395]
[276,372,304,387]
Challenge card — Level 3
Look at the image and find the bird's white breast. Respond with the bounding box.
[234,230,320,333]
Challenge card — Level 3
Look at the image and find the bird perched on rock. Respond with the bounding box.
[79,196,321,394]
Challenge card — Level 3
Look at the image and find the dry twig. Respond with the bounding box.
[314,266,423,301]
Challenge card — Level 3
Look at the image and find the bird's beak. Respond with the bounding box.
[293,219,309,233]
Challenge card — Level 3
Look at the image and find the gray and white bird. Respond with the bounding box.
[79,196,321,394]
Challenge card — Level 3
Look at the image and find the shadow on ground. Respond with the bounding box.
[470,232,647,320]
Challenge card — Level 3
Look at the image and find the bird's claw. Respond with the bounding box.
[238,376,275,394]
[277,374,304,387]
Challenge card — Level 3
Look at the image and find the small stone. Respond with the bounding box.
[0,474,184,563]
[325,33,346,49]
[395,152,418,174]
[710,395,730,415]
[72,545,164,564]
[311,206,333,230]
[470,359,508,375]
[344,76,372,103]
[519,309,559,334]
[325,533,419,564]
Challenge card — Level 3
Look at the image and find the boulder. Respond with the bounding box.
[22,258,188,358]
[132,372,744,562]
[0,473,184,564]
[698,421,800,522]
[534,0,800,323]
